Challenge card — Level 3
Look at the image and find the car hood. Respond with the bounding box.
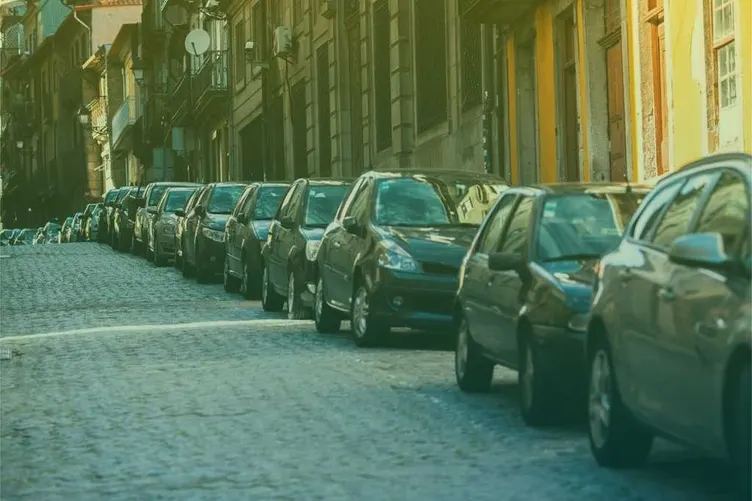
[376,225,477,266]
[205,214,229,230]
[251,220,274,240]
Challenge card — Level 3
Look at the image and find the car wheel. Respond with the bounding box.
[154,239,166,267]
[287,271,311,320]
[587,336,653,468]
[350,283,388,347]
[240,261,259,300]
[261,265,284,312]
[314,276,341,334]
[518,333,560,426]
[455,317,494,393]
[223,257,241,293]
[730,363,751,500]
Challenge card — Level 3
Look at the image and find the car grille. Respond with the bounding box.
[420,262,459,276]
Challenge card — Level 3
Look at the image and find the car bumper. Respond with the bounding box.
[368,268,458,332]
[198,236,225,273]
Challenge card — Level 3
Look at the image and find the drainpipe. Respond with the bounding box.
[72,10,92,55]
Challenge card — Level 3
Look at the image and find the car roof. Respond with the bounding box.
[147,182,203,187]
[367,168,507,182]
[652,152,752,187]
[507,182,652,195]
[303,178,355,185]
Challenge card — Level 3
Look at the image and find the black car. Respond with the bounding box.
[314,170,507,342]
[99,188,121,243]
[134,182,202,256]
[177,182,247,282]
[453,183,648,426]
[261,178,353,318]
[224,182,290,298]
[174,188,204,268]
[149,186,200,266]
[112,186,143,251]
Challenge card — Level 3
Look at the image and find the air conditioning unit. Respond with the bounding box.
[273,26,292,58]
[320,0,335,18]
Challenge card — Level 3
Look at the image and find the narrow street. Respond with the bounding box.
[0,243,737,500]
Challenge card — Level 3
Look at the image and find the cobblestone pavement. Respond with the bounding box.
[0,243,737,500]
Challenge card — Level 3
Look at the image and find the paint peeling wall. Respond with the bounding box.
[636,0,658,180]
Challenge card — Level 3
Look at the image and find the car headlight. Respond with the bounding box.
[306,240,321,261]
[202,227,224,242]
[377,240,419,272]
[568,313,589,332]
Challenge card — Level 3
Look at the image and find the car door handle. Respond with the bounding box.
[333,241,341,248]
[618,268,632,281]
[658,287,675,301]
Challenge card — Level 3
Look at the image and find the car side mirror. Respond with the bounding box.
[668,232,732,270]
[488,252,524,272]
[280,215,295,229]
[342,216,361,235]
[174,209,186,218]
[147,206,157,214]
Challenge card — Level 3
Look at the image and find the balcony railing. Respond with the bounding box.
[111,96,137,147]
[193,51,228,106]
[87,97,108,139]
[169,72,191,123]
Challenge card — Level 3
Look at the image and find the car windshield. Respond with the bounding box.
[208,185,245,214]
[537,192,646,262]
[148,186,169,207]
[254,186,289,219]
[304,184,350,226]
[373,176,505,227]
[22,231,34,241]
[115,189,131,203]
[104,190,118,203]
[166,190,195,213]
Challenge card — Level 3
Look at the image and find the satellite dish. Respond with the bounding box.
[184,29,211,57]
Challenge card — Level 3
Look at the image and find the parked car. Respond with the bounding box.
[261,178,353,318]
[174,188,203,268]
[223,182,290,298]
[99,188,121,243]
[453,183,648,426]
[1,229,15,246]
[58,217,74,243]
[149,186,199,266]
[86,204,104,241]
[113,186,144,252]
[177,182,247,282]
[80,203,97,240]
[585,153,751,498]
[108,188,134,247]
[134,182,202,255]
[314,170,507,338]
[42,222,62,244]
[33,227,45,244]
[12,228,36,245]
[67,212,84,242]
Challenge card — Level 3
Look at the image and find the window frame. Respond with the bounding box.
[474,192,520,256]
[413,0,448,134]
[497,195,536,257]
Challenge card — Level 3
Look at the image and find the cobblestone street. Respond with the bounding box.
[0,243,738,500]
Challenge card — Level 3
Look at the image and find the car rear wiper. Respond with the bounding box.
[541,253,602,263]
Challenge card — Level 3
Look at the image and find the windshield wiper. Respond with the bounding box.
[541,253,602,263]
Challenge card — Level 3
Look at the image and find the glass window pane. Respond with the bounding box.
[721,78,730,107]
[631,181,682,240]
[729,75,737,105]
[723,4,734,36]
[727,41,736,71]
[695,172,749,253]
[477,195,516,254]
[499,197,534,255]
[651,173,715,248]
[718,46,728,75]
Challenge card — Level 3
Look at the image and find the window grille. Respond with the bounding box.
[373,0,391,150]
[316,45,332,177]
[415,0,448,133]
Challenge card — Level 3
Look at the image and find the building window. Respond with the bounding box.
[252,3,264,60]
[372,0,391,151]
[317,44,331,177]
[712,0,737,108]
[234,20,245,84]
[291,80,308,179]
[415,0,447,133]
[293,0,303,25]
[460,19,482,111]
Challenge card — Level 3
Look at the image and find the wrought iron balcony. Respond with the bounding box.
[87,96,109,140]
[460,0,538,25]
[168,71,191,127]
[111,96,137,149]
[192,51,228,118]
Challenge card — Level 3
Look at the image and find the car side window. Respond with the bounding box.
[630,180,683,241]
[196,188,212,209]
[693,171,750,253]
[242,189,259,219]
[347,180,371,223]
[236,187,256,218]
[275,185,298,220]
[279,183,305,221]
[476,194,517,255]
[498,196,534,256]
[651,173,716,249]
[334,178,364,221]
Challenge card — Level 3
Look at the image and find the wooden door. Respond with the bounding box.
[605,40,627,181]
[562,16,579,181]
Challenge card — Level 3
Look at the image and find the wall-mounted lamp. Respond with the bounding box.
[16,140,23,149]
[132,61,145,86]
[77,106,110,134]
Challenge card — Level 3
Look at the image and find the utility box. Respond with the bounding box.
[273,26,292,58]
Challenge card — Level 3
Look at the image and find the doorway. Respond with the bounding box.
[240,119,264,181]
[515,37,538,185]
[559,13,580,181]
[601,0,628,181]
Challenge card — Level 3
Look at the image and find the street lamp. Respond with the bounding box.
[77,106,109,134]
[16,140,23,149]
[131,61,145,86]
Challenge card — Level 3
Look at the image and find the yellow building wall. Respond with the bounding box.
[740,0,752,153]
[506,36,519,185]
[575,0,590,182]
[534,6,558,183]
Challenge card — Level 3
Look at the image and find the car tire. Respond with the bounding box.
[314,276,341,334]
[223,258,241,293]
[240,260,260,300]
[587,335,653,468]
[350,283,388,347]
[455,317,494,393]
[518,330,561,427]
[261,265,284,312]
[730,363,751,500]
[154,239,167,267]
[287,271,311,320]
